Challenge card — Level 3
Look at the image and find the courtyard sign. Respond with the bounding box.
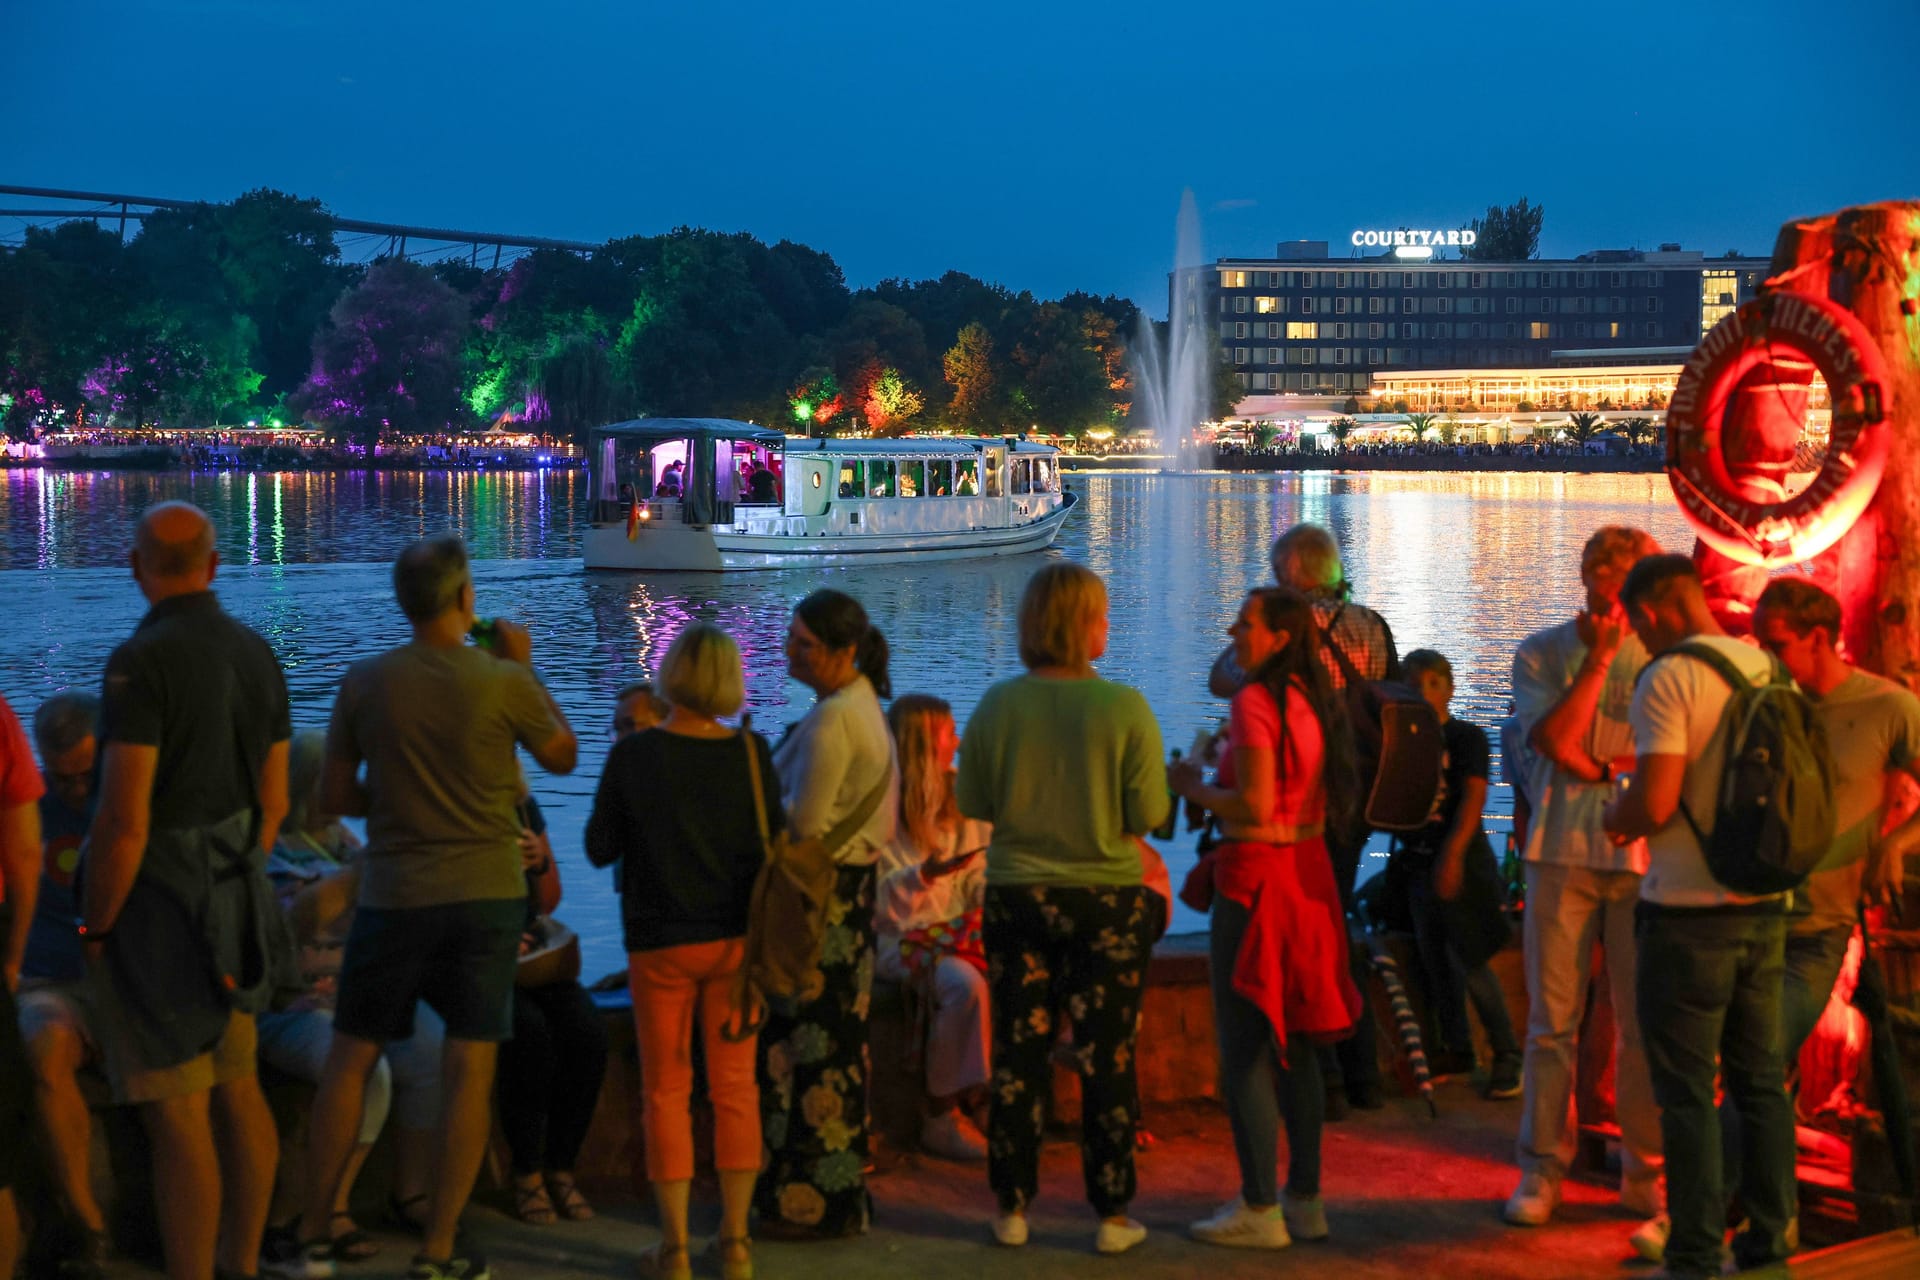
[1349,228,1478,249]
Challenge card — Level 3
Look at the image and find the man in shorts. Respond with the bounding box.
[17,692,110,1275]
[83,502,292,1280]
[0,693,47,1280]
[287,535,576,1280]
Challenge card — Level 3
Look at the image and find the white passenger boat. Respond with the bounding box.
[582,418,1077,571]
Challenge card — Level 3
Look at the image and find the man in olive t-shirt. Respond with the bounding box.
[286,536,576,1280]
[1752,580,1920,1068]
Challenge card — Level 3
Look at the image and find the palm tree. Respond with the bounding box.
[1251,422,1280,450]
[1618,416,1658,446]
[1564,411,1604,446]
[1406,412,1437,440]
[1329,416,1357,449]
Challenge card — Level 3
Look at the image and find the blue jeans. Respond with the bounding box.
[257,1005,447,1145]
[1635,904,1795,1278]
[1210,895,1324,1203]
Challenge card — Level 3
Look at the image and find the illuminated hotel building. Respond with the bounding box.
[1203,238,1770,403]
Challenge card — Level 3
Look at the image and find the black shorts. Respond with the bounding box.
[0,962,31,1192]
[334,899,524,1044]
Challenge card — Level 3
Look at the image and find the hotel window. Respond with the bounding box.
[1218,297,1227,313]
[1540,298,1554,314]
[1507,272,1520,287]
[1385,272,1400,287]
[1575,271,1589,287]
[1234,347,1249,365]
[1506,297,1519,313]
[1369,322,1383,339]
[1236,373,1249,388]
[1267,321,1282,338]
[1530,322,1551,339]
[1286,322,1317,339]
[1267,271,1284,286]
[1369,272,1383,288]
[1301,298,1315,315]
[1524,271,1539,287]
[1609,296,1624,312]
[1403,295,1416,312]
[1608,322,1622,338]
[1300,349,1315,365]
[1645,296,1661,313]
[1470,323,1484,338]
[1220,269,1248,287]
[1334,374,1350,390]
[1471,272,1485,288]
[1335,297,1349,314]
[1386,323,1397,338]
[1300,272,1315,288]
[1235,296,1249,313]
[1369,348,1383,364]
[1252,348,1266,364]
[1235,322,1248,338]
[1648,321,1662,338]
[1220,321,1234,338]
[1268,347,1280,364]
[1335,272,1349,288]
[1573,322,1589,338]
[1369,297,1382,314]
[1648,271,1663,287]
[1332,323,1347,339]
[1387,348,1406,364]
[1437,298,1452,314]
[1255,296,1278,313]
[1335,349,1348,365]
[1610,272,1623,287]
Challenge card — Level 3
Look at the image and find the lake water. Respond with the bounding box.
[0,467,1695,979]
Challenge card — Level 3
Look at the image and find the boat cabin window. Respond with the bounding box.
[838,461,866,498]
[899,460,924,498]
[1012,458,1032,495]
[983,458,1002,498]
[928,459,953,496]
[1033,456,1057,493]
[866,459,896,498]
[955,459,979,496]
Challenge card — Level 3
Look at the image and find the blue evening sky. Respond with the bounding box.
[7,0,1917,314]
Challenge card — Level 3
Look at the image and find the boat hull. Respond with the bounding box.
[584,492,1076,571]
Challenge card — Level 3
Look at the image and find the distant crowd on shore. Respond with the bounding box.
[1217,438,1665,462]
[0,500,1911,1280]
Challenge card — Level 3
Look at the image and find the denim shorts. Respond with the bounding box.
[334,899,524,1044]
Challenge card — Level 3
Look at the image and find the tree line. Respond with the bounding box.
[0,188,1235,444]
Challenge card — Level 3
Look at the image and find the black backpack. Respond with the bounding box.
[1321,609,1443,834]
[1663,641,1836,895]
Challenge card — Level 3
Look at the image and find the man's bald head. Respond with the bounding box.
[133,501,217,592]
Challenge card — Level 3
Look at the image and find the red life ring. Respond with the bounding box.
[1665,290,1893,565]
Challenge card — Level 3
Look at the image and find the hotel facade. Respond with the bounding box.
[1203,237,1771,406]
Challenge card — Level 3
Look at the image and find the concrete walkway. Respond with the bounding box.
[100,1078,1901,1279]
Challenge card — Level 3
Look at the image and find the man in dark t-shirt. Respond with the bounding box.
[83,502,291,1280]
[0,694,46,1280]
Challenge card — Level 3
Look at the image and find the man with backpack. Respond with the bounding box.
[1210,523,1399,1113]
[1604,554,1807,1280]
[1505,527,1665,1229]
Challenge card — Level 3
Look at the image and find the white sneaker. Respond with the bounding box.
[1503,1171,1560,1226]
[1189,1199,1291,1250]
[921,1110,988,1162]
[1282,1192,1329,1241]
[1630,1213,1670,1262]
[1094,1217,1148,1254]
[991,1212,1028,1247]
[1621,1172,1666,1217]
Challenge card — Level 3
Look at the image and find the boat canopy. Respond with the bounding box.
[592,417,785,446]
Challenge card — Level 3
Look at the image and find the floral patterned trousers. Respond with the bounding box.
[754,862,877,1237]
[983,883,1154,1217]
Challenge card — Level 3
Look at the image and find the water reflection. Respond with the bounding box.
[0,467,1694,978]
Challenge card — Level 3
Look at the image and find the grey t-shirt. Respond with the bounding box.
[328,643,561,910]
[1797,670,1920,933]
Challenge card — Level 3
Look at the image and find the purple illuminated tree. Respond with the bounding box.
[292,259,470,443]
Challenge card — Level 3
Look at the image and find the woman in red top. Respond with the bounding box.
[1171,586,1362,1251]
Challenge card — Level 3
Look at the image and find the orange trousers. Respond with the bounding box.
[628,938,762,1182]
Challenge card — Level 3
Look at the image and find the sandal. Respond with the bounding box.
[386,1193,430,1235]
[329,1212,380,1262]
[511,1177,557,1225]
[707,1235,753,1280]
[636,1241,692,1280]
[546,1174,594,1222]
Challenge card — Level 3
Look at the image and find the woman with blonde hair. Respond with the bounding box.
[874,694,992,1162]
[957,561,1169,1255]
[587,622,776,1280]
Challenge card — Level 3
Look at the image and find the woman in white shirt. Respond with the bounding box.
[757,589,899,1240]
[874,694,992,1163]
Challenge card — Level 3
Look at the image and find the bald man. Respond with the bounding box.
[84,502,291,1280]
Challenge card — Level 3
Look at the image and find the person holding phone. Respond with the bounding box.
[874,694,993,1163]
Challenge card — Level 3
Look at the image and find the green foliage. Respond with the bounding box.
[1210,352,1244,421]
[1463,198,1545,262]
[943,322,999,432]
[1618,416,1659,445]
[0,222,132,434]
[1438,416,1460,446]
[1405,411,1437,438]
[863,367,924,435]
[1251,422,1280,449]
[291,259,470,442]
[1329,416,1357,446]
[1564,411,1605,445]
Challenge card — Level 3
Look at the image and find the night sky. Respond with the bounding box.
[8,0,1918,312]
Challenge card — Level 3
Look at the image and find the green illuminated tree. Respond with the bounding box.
[863,367,924,435]
[1463,198,1545,262]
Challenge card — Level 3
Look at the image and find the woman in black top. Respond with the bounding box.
[586,623,779,1280]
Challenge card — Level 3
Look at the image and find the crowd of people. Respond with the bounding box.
[0,499,1911,1280]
